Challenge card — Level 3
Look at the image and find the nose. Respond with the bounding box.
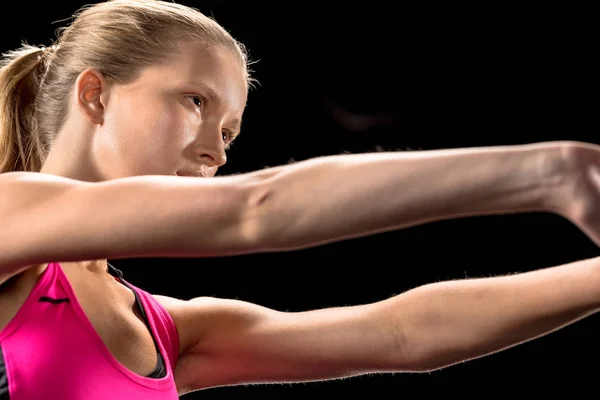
[193,130,227,168]
[196,147,227,168]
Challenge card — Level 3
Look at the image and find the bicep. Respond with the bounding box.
[169,296,408,392]
[0,172,88,277]
[0,172,258,277]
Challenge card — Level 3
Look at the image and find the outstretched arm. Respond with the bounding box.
[161,256,600,393]
[246,141,566,251]
[0,140,584,276]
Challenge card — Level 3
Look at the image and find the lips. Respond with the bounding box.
[176,171,205,178]
[176,164,218,178]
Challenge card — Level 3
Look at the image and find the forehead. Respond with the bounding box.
[141,44,248,113]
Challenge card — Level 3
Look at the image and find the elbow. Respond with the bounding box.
[237,157,338,253]
[384,298,451,374]
[391,326,462,374]
[240,175,303,253]
[391,329,446,373]
[386,320,427,373]
[237,177,280,252]
[371,302,428,374]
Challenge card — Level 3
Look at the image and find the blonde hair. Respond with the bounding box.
[0,0,252,173]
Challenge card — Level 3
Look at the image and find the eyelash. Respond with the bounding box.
[188,95,235,149]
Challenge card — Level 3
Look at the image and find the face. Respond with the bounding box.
[92,43,247,179]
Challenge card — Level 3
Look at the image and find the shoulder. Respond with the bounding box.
[152,294,276,356]
[151,294,197,356]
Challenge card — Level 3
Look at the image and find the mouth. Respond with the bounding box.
[176,171,205,178]
[176,164,218,178]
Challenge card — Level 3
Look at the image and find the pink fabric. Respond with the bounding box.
[0,262,180,399]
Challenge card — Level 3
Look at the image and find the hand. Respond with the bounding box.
[549,141,600,246]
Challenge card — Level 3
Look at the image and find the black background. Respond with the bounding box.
[2,1,597,396]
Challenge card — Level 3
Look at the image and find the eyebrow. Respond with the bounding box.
[187,82,243,136]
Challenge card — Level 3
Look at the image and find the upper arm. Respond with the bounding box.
[0,172,259,279]
[0,172,89,278]
[158,295,410,393]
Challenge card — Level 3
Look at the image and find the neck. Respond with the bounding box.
[40,122,103,182]
[66,259,109,274]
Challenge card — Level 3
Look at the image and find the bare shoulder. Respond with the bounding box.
[0,171,68,223]
[152,294,276,356]
[0,172,85,278]
[151,294,208,355]
[0,171,75,217]
[0,171,42,206]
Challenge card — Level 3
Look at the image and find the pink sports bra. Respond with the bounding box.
[0,262,180,399]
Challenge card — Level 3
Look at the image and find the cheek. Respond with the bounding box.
[132,113,189,173]
[102,94,190,174]
[141,118,186,163]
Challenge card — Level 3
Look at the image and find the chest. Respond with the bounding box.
[0,266,159,378]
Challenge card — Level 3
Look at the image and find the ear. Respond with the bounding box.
[74,68,110,125]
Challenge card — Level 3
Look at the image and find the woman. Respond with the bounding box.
[1,0,600,398]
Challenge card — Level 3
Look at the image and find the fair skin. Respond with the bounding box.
[41,44,246,181]
[2,41,600,396]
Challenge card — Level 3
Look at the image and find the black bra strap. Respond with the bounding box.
[106,263,167,379]
[107,262,124,280]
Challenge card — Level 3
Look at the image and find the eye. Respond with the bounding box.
[189,95,205,110]
[222,130,235,143]
[222,130,237,150]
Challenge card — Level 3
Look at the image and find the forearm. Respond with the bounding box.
[389,257,600,371]
[253,142,567,251]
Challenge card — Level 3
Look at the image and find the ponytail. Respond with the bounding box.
[0,44,46,173]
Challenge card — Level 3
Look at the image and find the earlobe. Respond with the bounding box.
[74,68,108,125]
